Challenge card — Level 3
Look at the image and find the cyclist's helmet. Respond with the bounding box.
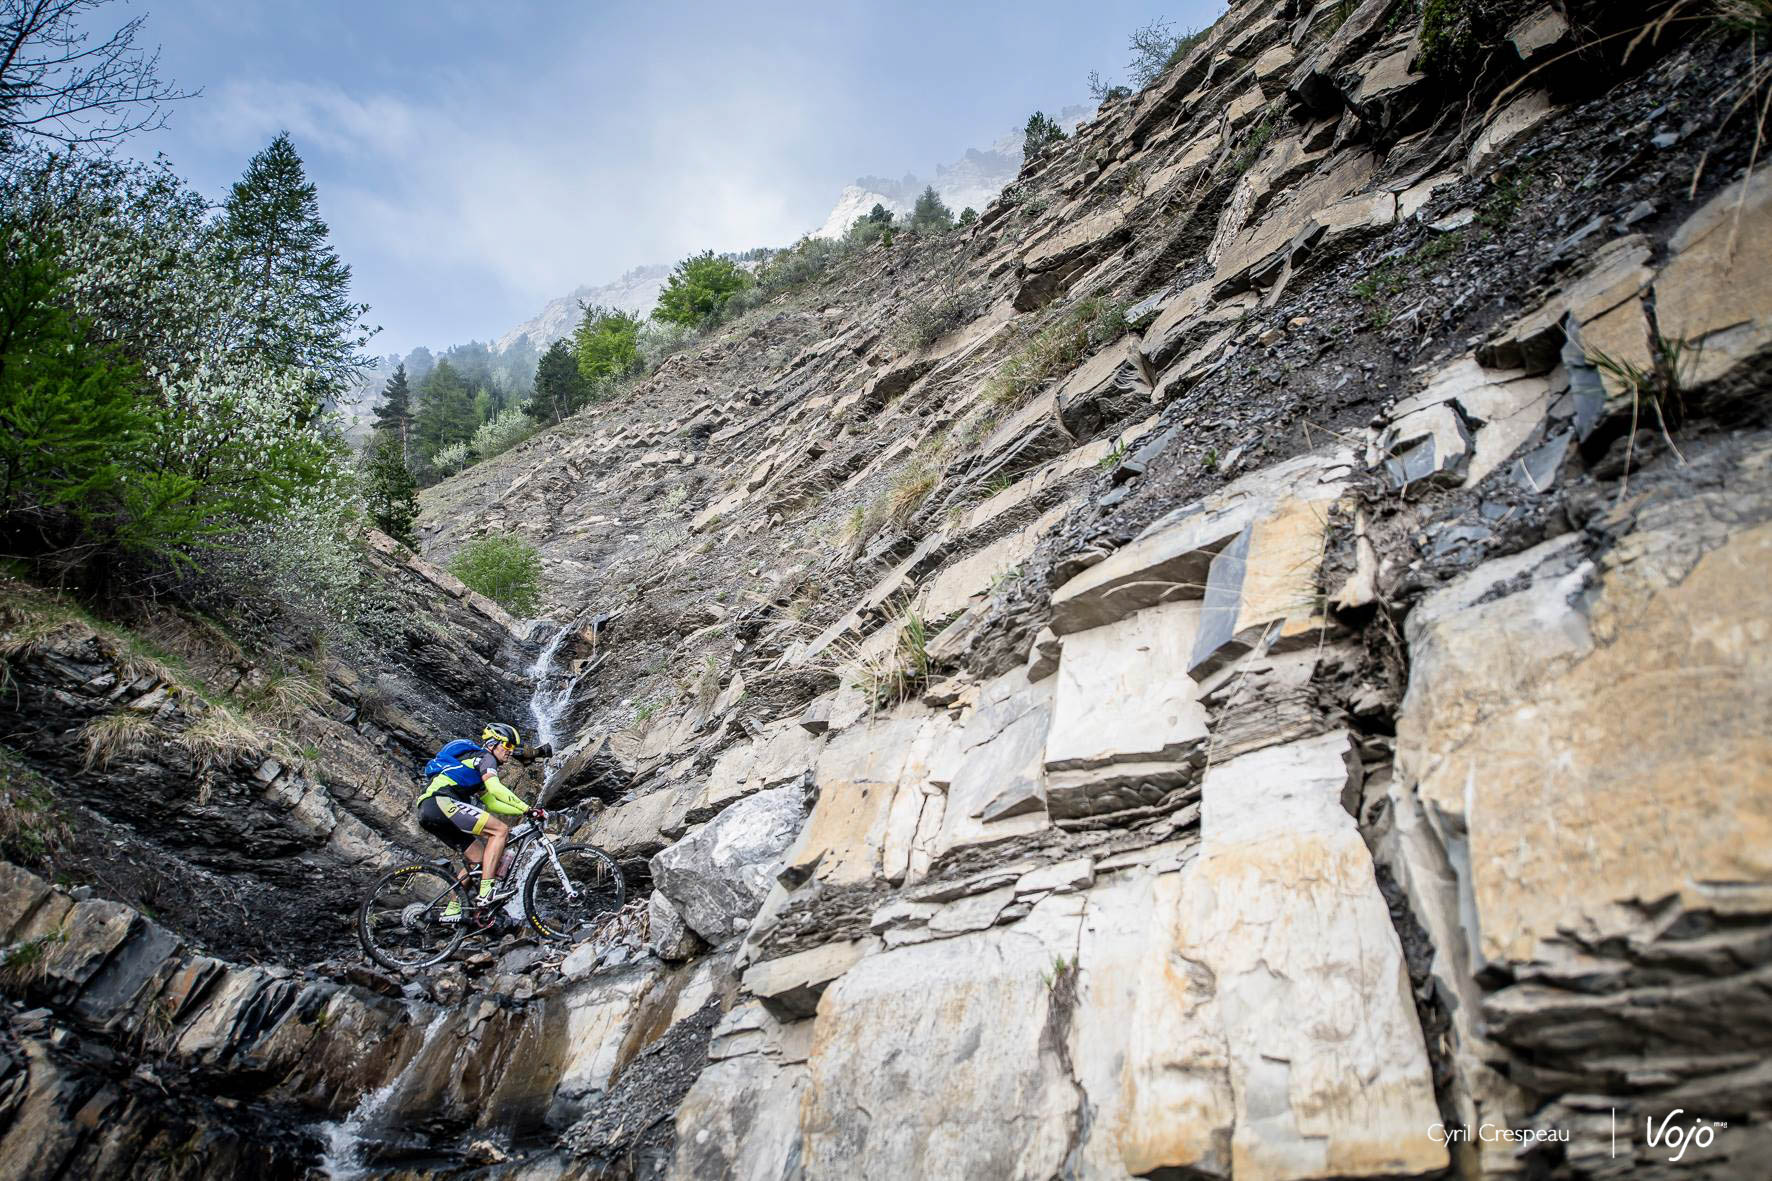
[481,722,521,751]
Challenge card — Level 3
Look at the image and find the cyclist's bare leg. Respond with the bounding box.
[477,819,511,903]
[456,838,486,889]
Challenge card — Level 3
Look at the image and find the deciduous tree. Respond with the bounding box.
[652,251,752,328]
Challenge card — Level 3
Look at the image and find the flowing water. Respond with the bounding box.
[508,620,589,920]
[526,620,583,794]
[317,1010,451,1179]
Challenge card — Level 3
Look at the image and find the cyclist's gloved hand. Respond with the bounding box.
[528,807,548,821]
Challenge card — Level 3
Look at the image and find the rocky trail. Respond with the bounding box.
[3,0,1771,1177]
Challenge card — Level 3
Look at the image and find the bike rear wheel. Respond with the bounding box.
[524,844,626,941]
[359,864,469,971]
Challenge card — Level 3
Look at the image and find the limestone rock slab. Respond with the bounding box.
[1192,732,1447,1180]
[1656,164,1772,386]
[1045,599,1210,771]
[801,926,1084,1178]
[1397,501,1772,969]
[650,785,810,942]
[936,674,1055,855]
[1187,496,1336,677]
[743,937,876,1019]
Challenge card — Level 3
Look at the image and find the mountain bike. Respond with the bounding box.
[357,808,625,972]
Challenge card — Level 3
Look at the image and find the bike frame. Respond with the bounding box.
[422,816,581,914]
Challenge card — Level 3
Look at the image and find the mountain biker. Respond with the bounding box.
[416,723,552,922]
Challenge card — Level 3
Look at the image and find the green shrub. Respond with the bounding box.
[448,535,542,617]
[895,293,977,351]
[1128,19,1207,89]
[574,304,642,388]
[1,170,338,582]
[1417,0,1512,78]
[432,441,470,476]
[653,251,754,327]
[757,235,843,293]
[958,207,979,227]
[637,318,698,369]
[847,204,898,249]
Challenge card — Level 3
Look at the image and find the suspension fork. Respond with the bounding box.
[541,837,579,901]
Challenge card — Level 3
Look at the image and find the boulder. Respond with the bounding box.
[650,785,811,943]
[646,891,701,962]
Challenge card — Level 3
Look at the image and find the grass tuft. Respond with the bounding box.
[176,705,267,769]
[986,297,1129,409]
[81,711,156,770]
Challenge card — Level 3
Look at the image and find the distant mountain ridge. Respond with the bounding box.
[493,264,672,355]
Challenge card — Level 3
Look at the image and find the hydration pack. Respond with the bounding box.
[421,739,486,789]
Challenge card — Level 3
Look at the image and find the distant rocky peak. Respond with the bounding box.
[810,104,1090,240]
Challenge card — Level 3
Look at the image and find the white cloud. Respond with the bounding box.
[194,79,422,158]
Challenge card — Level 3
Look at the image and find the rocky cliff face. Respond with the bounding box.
[7,0,1772,1177]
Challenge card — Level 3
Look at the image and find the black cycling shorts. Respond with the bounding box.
[418,795,491,852]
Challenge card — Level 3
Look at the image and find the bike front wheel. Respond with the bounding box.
[524,844,626,941]
[359,863,469,971]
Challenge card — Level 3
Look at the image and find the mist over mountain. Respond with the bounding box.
[338,103,1094,435]
[812,104,1091,239]
[458,105,1094,377]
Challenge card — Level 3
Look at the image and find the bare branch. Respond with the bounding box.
[0,0,196,152]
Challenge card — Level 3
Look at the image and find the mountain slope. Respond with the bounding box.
[6,2,1772,1177]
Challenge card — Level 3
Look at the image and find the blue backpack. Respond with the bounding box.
[422,739,486,789]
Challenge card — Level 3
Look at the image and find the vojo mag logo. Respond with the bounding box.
[1642,1110,1729,1164]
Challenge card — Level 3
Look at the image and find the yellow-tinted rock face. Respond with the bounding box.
[1656,166,1772,386]
[1400,481,1772,967]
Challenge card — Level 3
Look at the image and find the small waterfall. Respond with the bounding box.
[527,621,584,792]
[317,1010,450,1179]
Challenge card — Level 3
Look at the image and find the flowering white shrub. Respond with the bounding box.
[471,406,536,462]
[431,441,471,475]
[3,150,379,630]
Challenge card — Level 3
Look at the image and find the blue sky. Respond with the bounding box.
[121,0,1224,354]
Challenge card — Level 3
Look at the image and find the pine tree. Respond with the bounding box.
[909,186,954,234]
[362,435,418,547]
[529,338,588,424]
[412,360,477,459]
[372,363,413,461]
[219,131,371,401]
